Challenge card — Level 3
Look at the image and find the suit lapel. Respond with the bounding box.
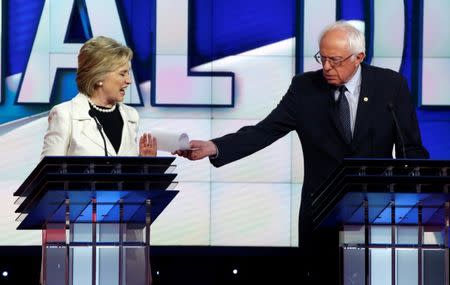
[117,105,131,155]
[72,93,117,156]
[82,121,117,156]
[352,64,374,148]
[117,104,138,156]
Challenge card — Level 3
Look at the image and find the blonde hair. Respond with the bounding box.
[76,36,133,96]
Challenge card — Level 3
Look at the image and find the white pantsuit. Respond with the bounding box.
[41,93,140,159]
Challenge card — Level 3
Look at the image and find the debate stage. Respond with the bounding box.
[0,246,299,285]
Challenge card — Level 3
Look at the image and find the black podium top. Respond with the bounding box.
[311,158,450,230]
[14,156,179,229]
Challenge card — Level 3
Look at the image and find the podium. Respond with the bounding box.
[312,158,450,285]
[13,156,179,285]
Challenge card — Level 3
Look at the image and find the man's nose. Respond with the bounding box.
[322,59,332,71]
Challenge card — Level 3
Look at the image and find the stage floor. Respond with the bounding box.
[0,246,300,285]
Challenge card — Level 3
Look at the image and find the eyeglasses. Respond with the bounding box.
[314,51,354,67]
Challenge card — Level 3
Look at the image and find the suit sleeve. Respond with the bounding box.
[210,81,299,167]
[394,76,429,158]
[41,105,72,159]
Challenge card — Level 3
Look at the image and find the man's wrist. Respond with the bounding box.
[209,142,219,159]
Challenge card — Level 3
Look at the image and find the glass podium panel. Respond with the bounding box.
[342,248,365,285]
[396,249,418,285]
[370,248,392,285]
[423,250,446,285]
[71,247,92,285]
[124,247,149,285]
[45,247,67,285]
[97,247,119,285]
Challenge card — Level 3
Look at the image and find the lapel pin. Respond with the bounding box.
[363,97,368,102]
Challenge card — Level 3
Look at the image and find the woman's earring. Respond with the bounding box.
[98,81,103,86]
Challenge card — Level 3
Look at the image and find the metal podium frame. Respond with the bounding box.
[13,156,179,285]
[312,158,450,285]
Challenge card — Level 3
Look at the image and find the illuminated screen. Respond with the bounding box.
[0,0,449,247]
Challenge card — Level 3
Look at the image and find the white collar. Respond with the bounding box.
[342,65,361,95]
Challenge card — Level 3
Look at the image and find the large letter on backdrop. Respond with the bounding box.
[17,0,141,105]
[152,0,234,107]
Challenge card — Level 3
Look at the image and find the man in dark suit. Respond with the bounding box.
[176,21,429,283]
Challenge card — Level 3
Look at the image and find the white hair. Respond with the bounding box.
[319,20,366,54]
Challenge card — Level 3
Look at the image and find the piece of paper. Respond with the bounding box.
[150,128,190,152]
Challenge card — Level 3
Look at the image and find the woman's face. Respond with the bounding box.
[100,62,132,104]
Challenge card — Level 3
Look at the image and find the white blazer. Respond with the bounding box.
[41,93,140,159]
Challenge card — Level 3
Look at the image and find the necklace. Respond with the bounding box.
[86,96,117,113]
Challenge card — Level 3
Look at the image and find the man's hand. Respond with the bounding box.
[173,140,217,160]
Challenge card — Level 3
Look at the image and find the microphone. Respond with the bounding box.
[387,103,406,159]
[88,109,108,156]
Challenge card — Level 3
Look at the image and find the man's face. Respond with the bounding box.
[318,30,365,86]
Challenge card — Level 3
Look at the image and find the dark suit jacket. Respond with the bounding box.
[210,63,429,242]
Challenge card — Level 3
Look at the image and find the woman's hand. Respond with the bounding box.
[139,133,157,156]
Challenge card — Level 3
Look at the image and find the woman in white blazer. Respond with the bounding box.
[39,36,157,285]
[41,36,156,158]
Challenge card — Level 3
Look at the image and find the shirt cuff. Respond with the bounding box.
[209,143,219,160]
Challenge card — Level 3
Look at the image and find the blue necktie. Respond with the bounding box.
[338,85,352,142]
